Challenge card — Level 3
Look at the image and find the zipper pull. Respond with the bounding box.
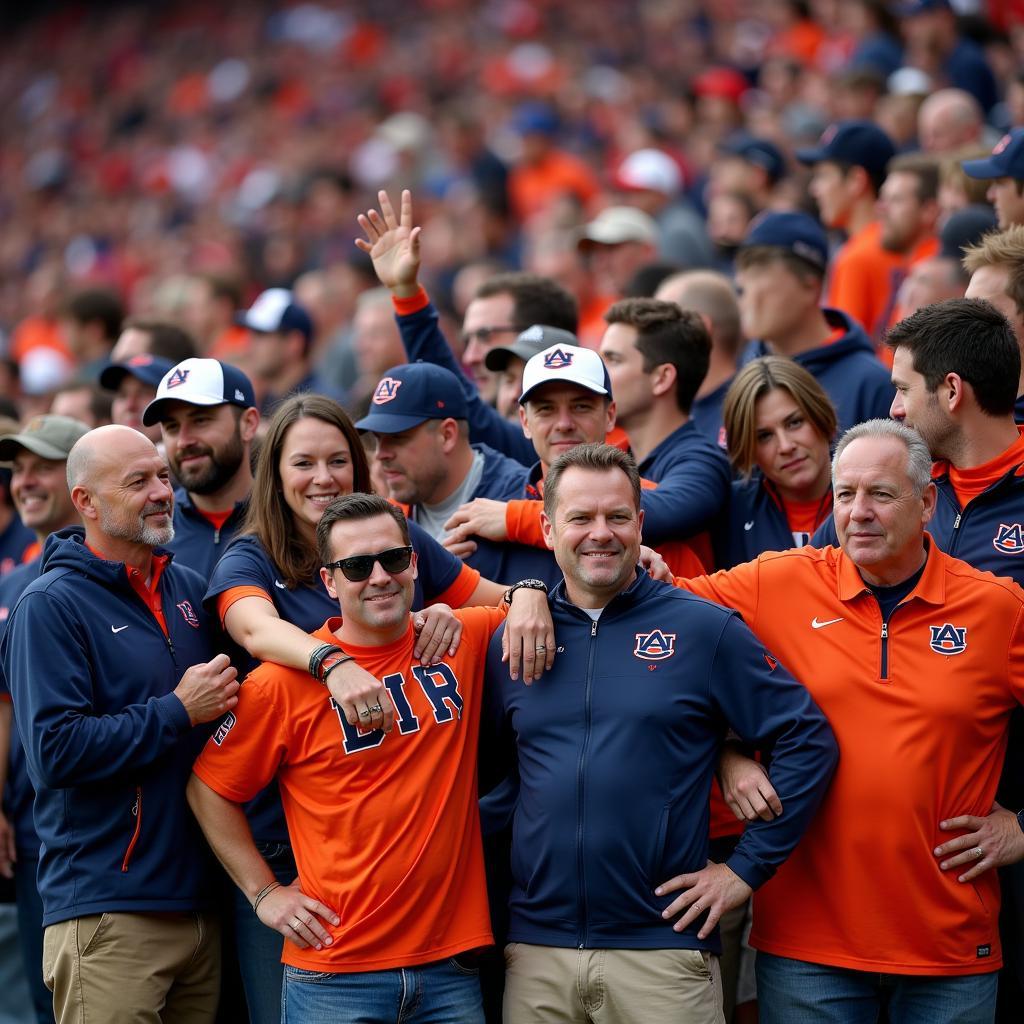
[591,619,598,636]
[953,513,961,530]
[880,621,888,639]
[214,527,221,544]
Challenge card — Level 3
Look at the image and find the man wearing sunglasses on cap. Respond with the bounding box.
[188,492,552,1024]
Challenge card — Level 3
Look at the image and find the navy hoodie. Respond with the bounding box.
[483,570,838,953]
[741,309,894,432]
[167,486,247,581]
[0,529,217,926]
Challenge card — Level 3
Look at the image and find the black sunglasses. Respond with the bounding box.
[324,545,414,582]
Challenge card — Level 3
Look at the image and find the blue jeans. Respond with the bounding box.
[233,841,297,1024]
[13,854,52,1023]
[757,951,998,1024]
[281,957,484,1024]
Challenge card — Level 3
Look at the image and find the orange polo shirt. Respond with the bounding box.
[676,542,1024,974]
[193,607,506,972]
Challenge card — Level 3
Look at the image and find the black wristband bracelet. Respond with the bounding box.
[308,642,343,680]
[321,654,355,686]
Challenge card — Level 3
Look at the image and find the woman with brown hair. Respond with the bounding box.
[716,356,838,568]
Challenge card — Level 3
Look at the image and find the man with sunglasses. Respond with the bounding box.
[188,493,552,1024]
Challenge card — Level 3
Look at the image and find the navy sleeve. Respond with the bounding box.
[639,448,731,543]
[2,591,193,789]
[408,519,464,602]
[707,613,838,890]
[203,536,274,614]
[397,302,537,466]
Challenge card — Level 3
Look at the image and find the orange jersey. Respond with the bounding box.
[508,151,600,222]
[193,606,507,972]
[676,543,1024,974]
[827,222,938,344]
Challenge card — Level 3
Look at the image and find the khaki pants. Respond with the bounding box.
[42,912,220,1024]
[503,942,725,1024]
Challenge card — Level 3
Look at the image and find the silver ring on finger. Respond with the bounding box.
[693,903,702,913]
[369,704,383,714]
[535,644,547,651]
[291,918,301,930]
[975,846,985,859]
[359,708,372,719]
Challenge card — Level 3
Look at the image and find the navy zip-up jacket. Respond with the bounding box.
[741,309,894,432]
[167,486,247,581]
[0,529,217,926]
[396,298,538,466]
[483,570,837,953]
[715,476,833,569]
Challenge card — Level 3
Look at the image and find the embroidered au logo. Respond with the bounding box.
[634,630,676,661]
[929,623,967,656]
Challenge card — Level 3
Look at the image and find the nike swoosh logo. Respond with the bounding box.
[811,616,844,629]
[111,625,129,634]
[274,580,287,589]
[744,521,755,531]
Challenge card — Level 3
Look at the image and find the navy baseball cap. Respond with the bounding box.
[237,288,313,344]
[720,133,787,184]
[99,354,175,392]
[355,363,469,434]
[741,211,829,272]
[486,325,580,374]
[939,204,998,261]
[142,358,256,426]
[796,120,896,183]
[962,129,1024,182]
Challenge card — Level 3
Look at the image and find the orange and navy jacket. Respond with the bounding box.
[676,541,1024,974]
[0,528,218,927]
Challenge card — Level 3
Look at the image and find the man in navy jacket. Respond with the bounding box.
[1,425,239,1023]
[485,443,837,1023]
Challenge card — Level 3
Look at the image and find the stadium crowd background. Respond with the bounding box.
[3,1,1024,1022]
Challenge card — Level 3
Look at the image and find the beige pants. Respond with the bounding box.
[42,911,220,1024]
[503,942,725,1024]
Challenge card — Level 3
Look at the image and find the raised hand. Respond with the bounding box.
[355,189,422,297]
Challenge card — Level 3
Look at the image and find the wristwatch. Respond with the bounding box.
[503,579,549,606]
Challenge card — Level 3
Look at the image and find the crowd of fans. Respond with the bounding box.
[3,0,1024,1022]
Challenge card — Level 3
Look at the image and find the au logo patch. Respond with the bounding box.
[543,347,574,370]
[213,711,236,746]
[993,523,1024,555]
[930,623,967,656]
[373,377,402,404]
[634,629,676,661]
[177,600,200,629]
[166,368,190,389]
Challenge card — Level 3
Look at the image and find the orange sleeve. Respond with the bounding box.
[655,539,706,579]
[674,558,761,625]
[430,563,481,609]
[0,692,11,704]
[192,675,288,803]
[826,246,877,334]
[505,500,547,547]
[216,585,274,626]
[392,286,431,316]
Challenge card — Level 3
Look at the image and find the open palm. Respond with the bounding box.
[355,189,421,292]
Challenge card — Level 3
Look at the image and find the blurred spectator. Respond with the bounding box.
[577,207,659,300]
[99,355,174,443]
[183,273,250,362]
[348,288,409,417]
[613,149,712,267]
[841,0,904,78]
[962,129,1024,229]
[800,120,901,340]
[897,0,998,114]
[110,319,198,364]
[507,103,599,223]
[939,147,997,221]
[876,153,941,265]
[49,378,113,428]
[60,289,124,380]
[917,88,985,154]
[895,203,997,316]
[710,134,787,214]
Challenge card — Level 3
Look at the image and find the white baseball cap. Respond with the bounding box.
[142,358,256,426]
[615,149,682,195]
[519,344,611,405]
[578,205,659,247]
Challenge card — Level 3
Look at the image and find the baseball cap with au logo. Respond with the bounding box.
[354,362,470,434]
[962,128,1024,181]
[518,344,611,405]
[142,358,256,426]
